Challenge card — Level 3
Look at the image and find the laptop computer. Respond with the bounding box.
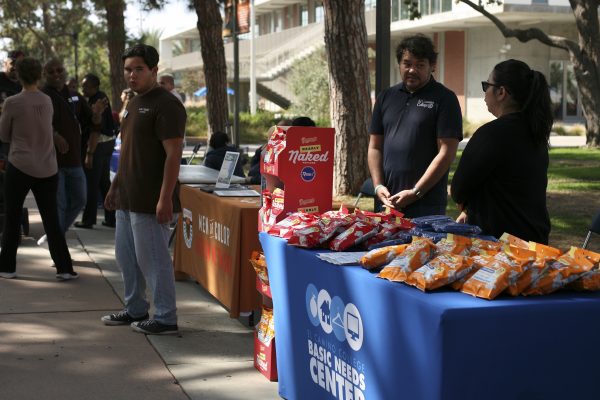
[199,151,245,193]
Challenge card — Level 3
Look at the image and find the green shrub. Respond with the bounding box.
[552,123,586,136]
[185,106,208,138]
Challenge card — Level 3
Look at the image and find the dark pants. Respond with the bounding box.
[0,163,73,274]
[81,139,115,226]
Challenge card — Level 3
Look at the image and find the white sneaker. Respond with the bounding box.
[56,272,79,281]
[0,272,17,279]
[37,234,48,246]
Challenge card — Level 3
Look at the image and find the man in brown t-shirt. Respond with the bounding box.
[102,44,186,335]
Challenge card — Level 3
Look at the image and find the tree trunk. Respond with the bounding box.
[323,0,371,196]
[193,0,229,136]
[105,0,127,111]
[569,0,600,147]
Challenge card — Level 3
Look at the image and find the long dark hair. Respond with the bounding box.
[492,59,553,146]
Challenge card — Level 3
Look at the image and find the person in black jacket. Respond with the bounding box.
[451,59,552,244]
[203,131,244,177]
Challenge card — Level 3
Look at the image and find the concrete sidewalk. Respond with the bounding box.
[0,196,279,400]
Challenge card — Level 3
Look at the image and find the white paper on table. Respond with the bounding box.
[317,252,367,266]
[213,189,261,197]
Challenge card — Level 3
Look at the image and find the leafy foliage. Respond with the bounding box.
[289,47,330,122]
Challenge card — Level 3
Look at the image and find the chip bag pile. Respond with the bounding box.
[250,251,269,286]
[257,306,275,345]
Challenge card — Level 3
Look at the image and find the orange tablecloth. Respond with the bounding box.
[173,185,261,317]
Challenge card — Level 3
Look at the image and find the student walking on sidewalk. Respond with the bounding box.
[0,57,77,280]
[102,44,186,335]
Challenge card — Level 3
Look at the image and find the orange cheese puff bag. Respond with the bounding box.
[461,258,513,300]
[377,237,435,282]
[407,254,474,291]
[434,234,472,257]
[498,233,529,249]
[360,244,410,271]
[469,238,502,257]
[257,307,275,345]
[512,242,562,296]
[522,247,595,295]
[495,245,536,296]
[569,270,600,291]
[450,254,493,290]
[250,251,269,286]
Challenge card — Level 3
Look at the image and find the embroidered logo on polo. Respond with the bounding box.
[417,99,435,109]
[182,208,193,249]
[306,284,364,351]
[138,107,151,114]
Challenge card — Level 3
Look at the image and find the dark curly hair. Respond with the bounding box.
[16,57,42,85]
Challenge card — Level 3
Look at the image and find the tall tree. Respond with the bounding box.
[191,0,229,136]
[102,0,127,110]
[458,0,600,147]
[322,0,371,195]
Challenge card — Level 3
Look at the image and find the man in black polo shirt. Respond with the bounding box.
[368,34,462,217]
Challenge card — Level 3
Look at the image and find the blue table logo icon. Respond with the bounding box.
[301,166,316,182]
[305,284,363,351]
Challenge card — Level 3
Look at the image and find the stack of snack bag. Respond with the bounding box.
[377,237,436,282]
[254,305,277,380]
[267,206,414,250]
[258,188,285,232]
[250,251,269,287]
[522,247,600,295]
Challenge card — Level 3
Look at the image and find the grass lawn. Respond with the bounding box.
[336,147,600,252]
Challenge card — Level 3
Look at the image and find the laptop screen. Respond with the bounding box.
[215,151,240,189]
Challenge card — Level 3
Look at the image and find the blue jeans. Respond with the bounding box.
[57,166,87,233]
[115,210,177,325]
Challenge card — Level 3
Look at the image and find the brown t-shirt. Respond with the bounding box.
[117,85,187,214]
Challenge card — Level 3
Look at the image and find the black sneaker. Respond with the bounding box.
[131,319,179,335]
[101,310,149,326]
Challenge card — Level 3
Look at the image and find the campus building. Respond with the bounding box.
[158,0,582,125]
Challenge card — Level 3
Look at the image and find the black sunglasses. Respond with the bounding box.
[481,81,502,92]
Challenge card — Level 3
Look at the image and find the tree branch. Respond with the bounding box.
[459,0,581,58]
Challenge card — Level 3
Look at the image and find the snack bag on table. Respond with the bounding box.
[460,256,515,300]
[568,248,600,290]
[469,238,502,257]
[494,245,537,296]
[508,242,562,296]
[407,253,475,291]
[434,234,472,256]
[328,219,379,251]
[268,212,319,239]
[360,244,410,271]
[377,237,435,282]
[450,254,494,290]
[499,232,529,249]
[523,247,599,295]
[431,221,482,236]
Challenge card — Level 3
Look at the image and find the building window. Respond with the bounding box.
[315,5,324,23]
[549,60,583,121]
[397,0,452,19]
[301,5,309,26]
[392,0,400,21]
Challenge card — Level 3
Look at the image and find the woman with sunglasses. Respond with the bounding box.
[451,59,552,243]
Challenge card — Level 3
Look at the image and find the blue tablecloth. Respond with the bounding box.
[260,233,600,400]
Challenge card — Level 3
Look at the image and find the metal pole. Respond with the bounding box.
[73,32,79,82]
[233,0,240,147]
[250,0,257,115]
[375,0,390,97]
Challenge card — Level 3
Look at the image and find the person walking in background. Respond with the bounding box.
[75,73,116,229]
[451,59,552,243]
[0,50,25,159]
[41,58,104,239]
[102,44,186,335]
[158,73,183,103]
[368,34,462,217]
[0,57,76,280]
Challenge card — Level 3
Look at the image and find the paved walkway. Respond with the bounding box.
[0,196,279,400]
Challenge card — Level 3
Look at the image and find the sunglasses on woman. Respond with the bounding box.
[481,81,502,92]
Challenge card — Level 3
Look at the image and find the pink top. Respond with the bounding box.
[0,90,57,178]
